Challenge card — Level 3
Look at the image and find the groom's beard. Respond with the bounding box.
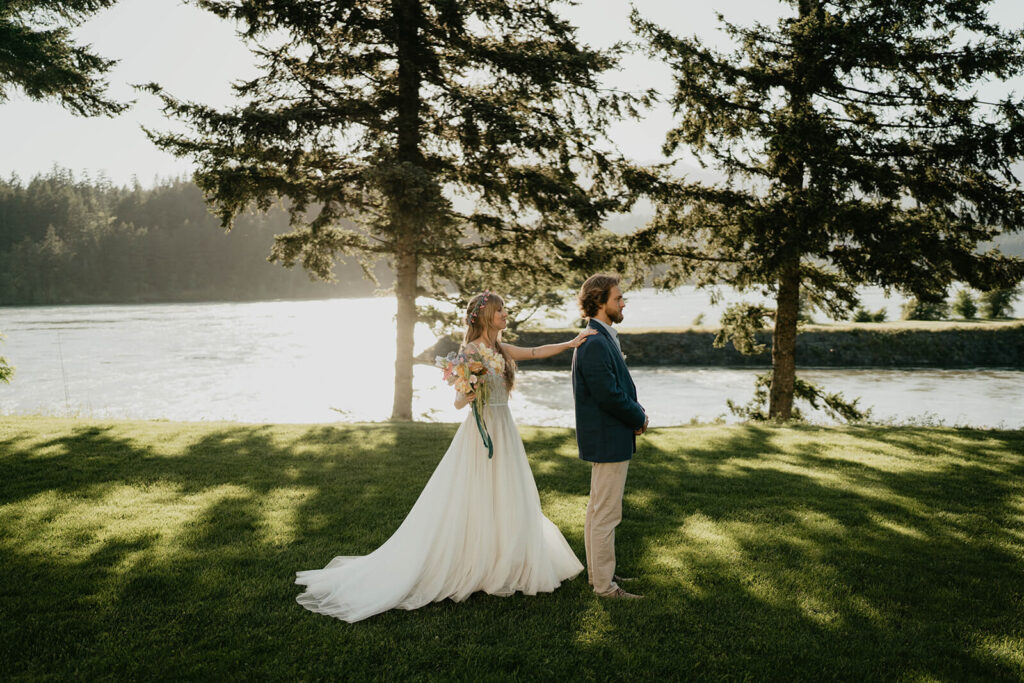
[609,310,623,324]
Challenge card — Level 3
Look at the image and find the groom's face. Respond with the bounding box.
[604,285,625,324]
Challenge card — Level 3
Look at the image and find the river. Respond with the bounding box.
[1,292,1021,429]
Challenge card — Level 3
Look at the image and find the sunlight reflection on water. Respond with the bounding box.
[1,294,1021,428]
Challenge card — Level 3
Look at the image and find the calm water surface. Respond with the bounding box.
[1,293,1021,428]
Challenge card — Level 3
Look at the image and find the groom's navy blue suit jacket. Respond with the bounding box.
[571,319,646,463]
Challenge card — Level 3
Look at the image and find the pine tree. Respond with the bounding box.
[1,1,126,381]
[632,0,1024,419]
[145,0,640,419]
[0,1,127,116]
[951,289,978,319]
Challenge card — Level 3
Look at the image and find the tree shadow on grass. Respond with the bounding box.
[516,423,1023,678]
[0,420,479,677]
[1,421,1022,679]
[600,425,1023,680]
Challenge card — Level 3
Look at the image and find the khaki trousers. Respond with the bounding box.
[584,460,630,595]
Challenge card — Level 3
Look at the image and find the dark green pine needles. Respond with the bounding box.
[629,0,1024,419]
[143,0,651,420]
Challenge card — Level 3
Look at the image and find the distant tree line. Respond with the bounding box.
[0,169,388,305]
[847,286,1021,322]
[900,287,1021,321]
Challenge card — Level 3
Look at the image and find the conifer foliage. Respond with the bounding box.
[0,0,127,116]
[1,0,128,383]
[633,0,1024,419]
[145,0,639,419]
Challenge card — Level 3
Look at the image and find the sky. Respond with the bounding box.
[1,0,1022,187]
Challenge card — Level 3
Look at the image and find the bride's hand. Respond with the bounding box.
[569,328,597,348]
[455,391,476,409]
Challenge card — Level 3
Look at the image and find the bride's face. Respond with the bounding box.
[491,303,508,331]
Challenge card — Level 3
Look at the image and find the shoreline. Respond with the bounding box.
[421,320,1024,368]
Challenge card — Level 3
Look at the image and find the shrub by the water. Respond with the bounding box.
[852,306,887,323]
[951,289,978,319]
[979,287,1021,319]
[797,291,817,324]
[902,297,950,321]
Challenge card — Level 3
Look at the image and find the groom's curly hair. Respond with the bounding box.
[578,273,620,318]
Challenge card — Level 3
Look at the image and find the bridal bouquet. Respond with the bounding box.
[435,345,504,406]
[435,345,505,458]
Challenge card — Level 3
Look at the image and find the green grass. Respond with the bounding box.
[2,417,1022,681]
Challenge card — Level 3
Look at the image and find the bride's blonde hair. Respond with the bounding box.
[463,291,516,391]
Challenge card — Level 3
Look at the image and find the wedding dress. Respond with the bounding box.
[295,367,584,623]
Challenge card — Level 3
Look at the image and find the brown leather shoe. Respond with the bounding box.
[599,586,644,599]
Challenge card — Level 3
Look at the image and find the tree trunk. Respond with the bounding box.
[389,0,423,420]
[769,262,800,419]
[391,247,418,420]
[766,0,816,420]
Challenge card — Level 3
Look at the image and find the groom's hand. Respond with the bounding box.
[635,415,649,435]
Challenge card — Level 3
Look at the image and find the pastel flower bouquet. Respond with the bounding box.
[436,344,505,458]
[435,344,505,407]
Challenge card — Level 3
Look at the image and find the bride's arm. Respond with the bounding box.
[504,328,597,361]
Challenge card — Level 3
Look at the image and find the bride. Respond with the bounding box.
[295,290,596,622]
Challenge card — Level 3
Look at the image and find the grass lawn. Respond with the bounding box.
[1,417,1022,680]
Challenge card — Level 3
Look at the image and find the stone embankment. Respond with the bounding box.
[420,321,1024,368]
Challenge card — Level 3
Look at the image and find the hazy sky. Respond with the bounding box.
[2,0,1022,186]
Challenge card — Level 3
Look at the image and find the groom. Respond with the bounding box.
[571,273,648,600]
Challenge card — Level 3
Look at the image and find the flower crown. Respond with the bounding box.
[468,290,492,325]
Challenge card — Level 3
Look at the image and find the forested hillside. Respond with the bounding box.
[1,169,1021,307]
[0,169,387,305]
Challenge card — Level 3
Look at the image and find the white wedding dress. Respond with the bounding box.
[295,369,584,623]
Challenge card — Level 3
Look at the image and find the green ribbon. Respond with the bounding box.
[471,401,493,459]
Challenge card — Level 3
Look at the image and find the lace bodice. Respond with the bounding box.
[484,372,509,406]
[463,341,509,407]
